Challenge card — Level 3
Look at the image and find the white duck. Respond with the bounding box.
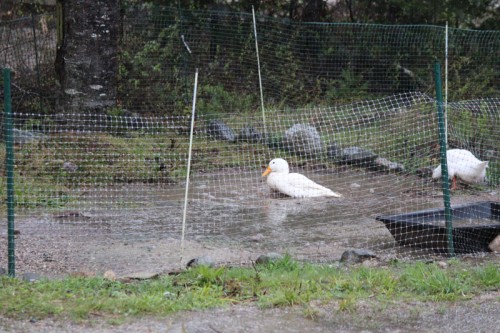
[262,158,342,198]
[432,149,488,190]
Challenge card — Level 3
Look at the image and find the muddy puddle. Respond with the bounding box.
[1,168,498,277]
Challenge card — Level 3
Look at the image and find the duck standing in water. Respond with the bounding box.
[432,149,488,190]
[262,158,342,198]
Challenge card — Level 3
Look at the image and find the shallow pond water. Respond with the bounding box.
[1,168,498,277]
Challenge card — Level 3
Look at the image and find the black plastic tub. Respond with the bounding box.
[376,201,500,254]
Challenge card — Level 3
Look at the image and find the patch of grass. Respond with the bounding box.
[398,261,500,301]
[0,258,498,322]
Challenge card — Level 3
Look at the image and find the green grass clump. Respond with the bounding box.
[0,257,498,322]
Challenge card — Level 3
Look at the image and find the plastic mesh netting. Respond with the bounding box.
[0,7,499,276]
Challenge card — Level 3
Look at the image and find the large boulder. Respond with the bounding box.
[283,124,323,157]
[206,119,236,142]
[237,124,262,143]
[11,129,47,145]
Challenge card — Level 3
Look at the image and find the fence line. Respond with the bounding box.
[1,8,499,277]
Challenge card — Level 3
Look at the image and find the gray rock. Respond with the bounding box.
[489,235,500,252]
[255,252,284,265]
[21,272,43,282]
[283,124,323,157]
[331,146,378,166]
[186,256,215,268]
[11,129,46,145]
[163,291,176,299]
[350,183,361,189]
[340,249,377,264]
[207,119,236,142]
[373,157,405,173]
[326,144,342,160]
[0,267,6,275]
[63,161,78,172]
[237,125,262,143]
[416,166,434,178]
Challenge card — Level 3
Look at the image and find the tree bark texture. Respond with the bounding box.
[55,0,121,113]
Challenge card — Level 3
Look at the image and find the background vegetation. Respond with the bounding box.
[1,1,499,117]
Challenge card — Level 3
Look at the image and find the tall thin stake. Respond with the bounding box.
[252,6,267,138]
[180,69,199,265]
[434,61,454,256]
[3,68,16,276]
[444,22,449,148]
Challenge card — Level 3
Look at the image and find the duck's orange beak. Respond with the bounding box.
[262,166,271,177]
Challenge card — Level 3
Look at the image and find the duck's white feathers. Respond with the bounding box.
[432,149,488,184]
[263,158,342,198]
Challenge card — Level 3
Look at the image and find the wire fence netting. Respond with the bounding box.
[0,6,499,277]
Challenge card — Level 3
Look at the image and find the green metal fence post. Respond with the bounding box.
[434,61,454,257]
[3,68,16,276]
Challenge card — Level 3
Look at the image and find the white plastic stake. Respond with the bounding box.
[252,5,267,137]
[180,68,198,265]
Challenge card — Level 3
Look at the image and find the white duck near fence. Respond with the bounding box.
[262,158,342,198]
[432,149,489,190]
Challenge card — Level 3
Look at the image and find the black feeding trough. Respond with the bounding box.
[376,201,500,254]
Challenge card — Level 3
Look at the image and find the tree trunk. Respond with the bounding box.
[55,0,121,113]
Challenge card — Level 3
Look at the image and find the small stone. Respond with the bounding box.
[437,261,448,268]
[340,249,377,264]
[416,167,434,178]
[255,252,284,265]
[63,161,78,172]
[21,272,42,282]
[350,183,361,189]
[103,270,116,281]
[163,291,175,299]
[373,157,405,173]
[489,235,500,252]
[186,256,215,268]
[0,267,6,275]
